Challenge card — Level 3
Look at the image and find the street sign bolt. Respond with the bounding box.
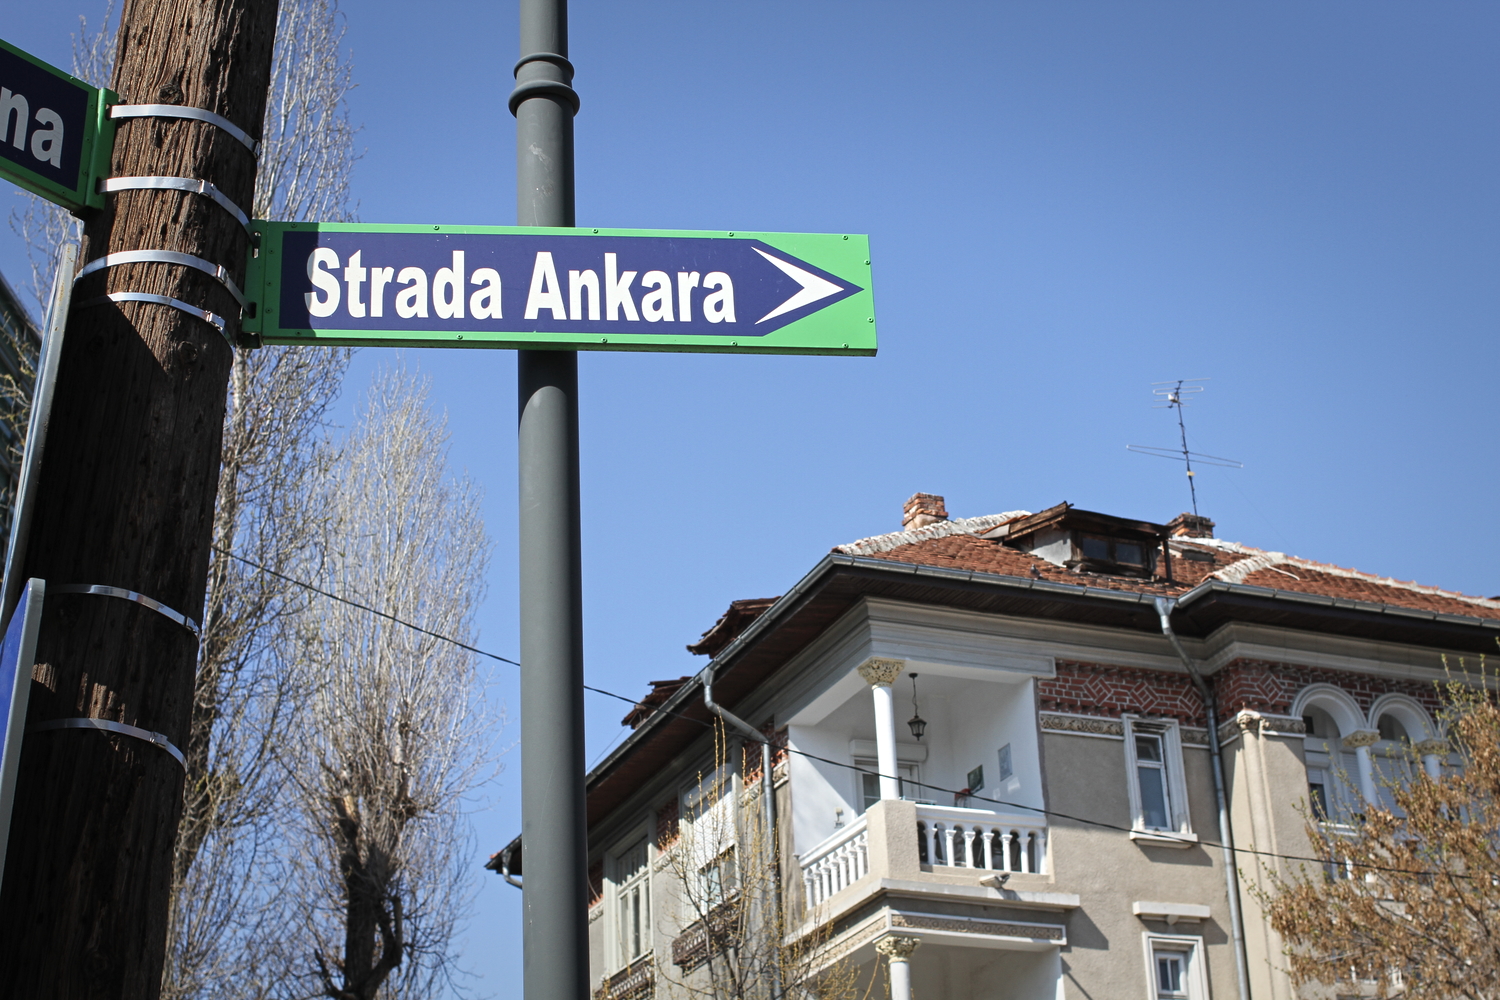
[592,229,599,233]
[732,341,738,346]
[868,317,874,322]
[600,338,607,343]
[728,232,734,237]
[434,225,440,230]
[843,235,849,240]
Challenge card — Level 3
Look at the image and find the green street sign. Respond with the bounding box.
[242,222,876,355]
[0,38,114,214]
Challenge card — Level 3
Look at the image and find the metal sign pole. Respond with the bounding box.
[512,1,587,999]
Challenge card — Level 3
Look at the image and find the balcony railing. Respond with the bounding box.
[798,814,869,909]
[916,803,1047,875]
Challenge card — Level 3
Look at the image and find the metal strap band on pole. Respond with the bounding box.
[51,584,200,638]
[97,176,253,235]
[108,103,261,156]
[75,249,250,312]
[29,718,187,771]
[77,292,230,344]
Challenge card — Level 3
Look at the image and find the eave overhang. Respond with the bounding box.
[578,554,1500,833]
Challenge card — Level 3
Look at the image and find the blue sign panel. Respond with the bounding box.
[277,231,860,337]
[0,47,87,187]
[243,223,877,355]
[0,578,42,891]
[0,39,112,213]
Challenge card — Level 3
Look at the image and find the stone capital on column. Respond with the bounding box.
[1414,739,1449,756]
[858,657,905,688]
[1341,729,1380,749]
[876,935,922,961]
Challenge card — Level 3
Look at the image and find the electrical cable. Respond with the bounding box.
[212,545,1473,880]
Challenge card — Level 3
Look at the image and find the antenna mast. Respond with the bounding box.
[1128,379,1242,515]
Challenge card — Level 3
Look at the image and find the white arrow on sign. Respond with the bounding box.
[753,247,845,324]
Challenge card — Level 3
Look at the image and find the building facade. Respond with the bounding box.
[495,493,1499,1000]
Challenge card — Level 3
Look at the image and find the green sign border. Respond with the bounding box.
[0,38,115,215]
[242,222,877,356]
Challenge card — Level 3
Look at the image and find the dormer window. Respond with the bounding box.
[1081,535,1145,568]
[997,504,1167,579]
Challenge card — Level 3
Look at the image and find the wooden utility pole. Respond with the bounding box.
[0,0,278,995]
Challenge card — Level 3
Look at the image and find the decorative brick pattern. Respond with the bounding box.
[655,798,680,850]
[1037,660,1206,723]
[741,723,788,783]
[1037,657,1449,730]
[1214,659,1444,723]
[588,859,604,909]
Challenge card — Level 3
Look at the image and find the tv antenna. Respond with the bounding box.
[1127,379,1242,516]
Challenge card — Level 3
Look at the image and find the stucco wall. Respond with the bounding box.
[1042,729,1238,1000]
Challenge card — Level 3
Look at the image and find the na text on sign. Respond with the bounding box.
[0,38,113,214]
[242,223,876,355]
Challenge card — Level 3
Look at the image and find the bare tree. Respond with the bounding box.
[645,726,868,1000]
[1260,672,1500,1000]
[153,2,361,996]
[285,365,494,1000]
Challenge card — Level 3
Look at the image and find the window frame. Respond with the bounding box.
[1123,716,1193,841]
[1141,933,1209,1000]
[607,829,653,971]
[853,757,921,811]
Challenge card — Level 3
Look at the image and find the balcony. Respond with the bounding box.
[797,801,1050,912]
[915,803,1047,875]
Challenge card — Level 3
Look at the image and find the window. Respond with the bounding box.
[1077,534,1151,573]
[698,847,737,909]
[611,836,651,966]
[1143,935,1207,1000]
[1123,717,1193,839]
[1302,705,1360,824]
[1134,733,1171,830]
[855,759,920,812]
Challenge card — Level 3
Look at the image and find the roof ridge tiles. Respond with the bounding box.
[834,510,1032,556]
[1192,539,1500,612]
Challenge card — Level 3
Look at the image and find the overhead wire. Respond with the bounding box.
[214,545,1472,880]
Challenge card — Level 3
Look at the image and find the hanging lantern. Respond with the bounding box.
[907,672,927,741]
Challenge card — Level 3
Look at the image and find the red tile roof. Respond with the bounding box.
[830,510,1500,622]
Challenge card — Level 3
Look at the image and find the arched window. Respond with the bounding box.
[1294,686,1367,825]
[1368,696,1439,811]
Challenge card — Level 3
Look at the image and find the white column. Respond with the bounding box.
[1415,739,1448,781]
[1343,730,1380,806]
[858,658,906,801]
[877,935,921,1000]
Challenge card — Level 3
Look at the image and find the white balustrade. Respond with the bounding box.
[798,815,870,910]
[915,803,1047,876]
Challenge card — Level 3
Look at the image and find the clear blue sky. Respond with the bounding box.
[3,2,1498,995]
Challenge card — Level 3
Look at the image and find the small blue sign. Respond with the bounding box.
[0,578,43,891]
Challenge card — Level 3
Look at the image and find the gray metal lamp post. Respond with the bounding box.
[511,1,587,998]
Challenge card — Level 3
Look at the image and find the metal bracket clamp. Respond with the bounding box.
[76,292,230,346]
[51,583,200,638]
[98,176,253,236]
[108,103,261,156]
[30,718,187,771]
[76,249,250,313]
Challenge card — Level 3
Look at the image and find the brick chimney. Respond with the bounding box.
[1166,512,1215,538]
[902,493,948,531]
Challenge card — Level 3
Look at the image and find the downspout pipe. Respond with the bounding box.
[1155,597,1252,1000]
[703,667,783,1000]
[498,841,524,890]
